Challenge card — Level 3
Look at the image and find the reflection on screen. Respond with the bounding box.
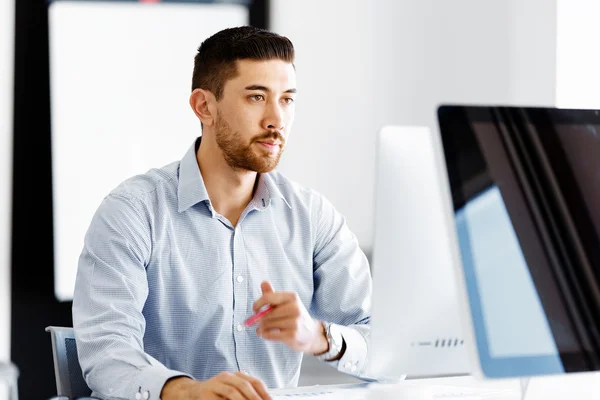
[438,105,600,375]
[456,186,560,359]
[554,124,600,240]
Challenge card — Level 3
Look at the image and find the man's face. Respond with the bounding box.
[213,59,296,173]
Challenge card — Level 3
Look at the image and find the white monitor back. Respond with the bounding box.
[49,1,248,301]
[368,126,470,379]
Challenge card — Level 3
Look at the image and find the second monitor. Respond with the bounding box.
[368,125,470,379]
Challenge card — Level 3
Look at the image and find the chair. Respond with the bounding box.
[0,361,19,400]
[45,326,92,398]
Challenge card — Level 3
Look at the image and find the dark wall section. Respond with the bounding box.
[12,0,73,399]
[11,1,269,399]
[250,0,270,31]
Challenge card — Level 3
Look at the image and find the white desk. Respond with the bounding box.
[272,377,519,399]
[271,373,600,399]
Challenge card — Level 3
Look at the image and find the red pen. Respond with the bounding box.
[244,305,272,326]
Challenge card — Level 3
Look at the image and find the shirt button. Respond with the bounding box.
[344,362,352,370]
[236,275,244,283]
[135,393,141,400]
[143,391,150,400]
[351,365,357,372]
[242,370,249,375]
[236,323,244,332]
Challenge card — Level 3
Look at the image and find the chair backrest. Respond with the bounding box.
[0,361,19,400]
[45,326,92,398]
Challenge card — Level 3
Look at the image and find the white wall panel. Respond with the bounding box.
[271,0,557,254]
[556,0,600,108]
[0,0,14,363]
[50,1,248,301]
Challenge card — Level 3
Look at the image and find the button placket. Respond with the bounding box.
[232,225,249,373]
[232,229,247,332]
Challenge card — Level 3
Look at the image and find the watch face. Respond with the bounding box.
[328,324,343,351]
[316,323,341,360]
[329,324,342,341]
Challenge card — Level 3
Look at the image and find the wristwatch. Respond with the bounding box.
[315,321,344,361]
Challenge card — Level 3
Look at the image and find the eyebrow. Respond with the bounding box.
[245,85,297,94]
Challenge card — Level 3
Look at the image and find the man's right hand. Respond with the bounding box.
[161,372,272,400]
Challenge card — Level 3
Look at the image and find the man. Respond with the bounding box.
[73,26,372,400]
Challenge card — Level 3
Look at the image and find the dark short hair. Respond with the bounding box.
[192,26,295,100]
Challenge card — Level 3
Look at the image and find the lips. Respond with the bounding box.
[257,141,280,151]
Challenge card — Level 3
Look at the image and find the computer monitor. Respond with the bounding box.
[368,126,471,379]
[437,105,600,378]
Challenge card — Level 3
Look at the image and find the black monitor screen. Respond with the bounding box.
[438,106,600,377]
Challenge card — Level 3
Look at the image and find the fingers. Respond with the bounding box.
[252,281,275,312]
[236,372,272,400]
[256,318,298,336]
[259,303,298,323]
[211,383,246,400]
[257,304,299,331]
[258,327,288,342]
[253,292,297,312]
[254,298,302,336]
[214,372,271,400]
[260,281,274,294]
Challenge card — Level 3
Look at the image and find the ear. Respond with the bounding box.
[189,88,216,127]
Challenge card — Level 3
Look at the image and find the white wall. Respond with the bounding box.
[49,2,248,301]
[0,0,14,363]
[271,0,378,252]
[556,0,600,108]
[271,0,557,254]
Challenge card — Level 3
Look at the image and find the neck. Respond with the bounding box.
[197,134,257,225]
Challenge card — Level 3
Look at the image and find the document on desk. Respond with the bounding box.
[270,380,521,399]
[272,389,367,399]
[271,384,369,399]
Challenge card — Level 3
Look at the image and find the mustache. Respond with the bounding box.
[253,131,285,145]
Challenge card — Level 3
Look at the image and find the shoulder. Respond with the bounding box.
[108,161,180,205]
[267,170,327,209]
[266,171,343,229]
[92,161,180,225]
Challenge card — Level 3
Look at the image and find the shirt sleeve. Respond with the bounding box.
[72,194,191,400]
[310,192,375,380]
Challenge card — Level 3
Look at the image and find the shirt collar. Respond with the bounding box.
[177,137,210,213]
[177,137,292,213]
[253,172,292,211]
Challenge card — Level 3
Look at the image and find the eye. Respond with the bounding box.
[249,94,265,102]
[283,97,295,104]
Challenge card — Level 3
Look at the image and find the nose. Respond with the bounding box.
[262,101,285,131]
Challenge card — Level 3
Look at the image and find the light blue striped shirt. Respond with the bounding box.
[73,138,372,400]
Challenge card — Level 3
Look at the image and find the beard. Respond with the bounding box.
[214,111,286,173]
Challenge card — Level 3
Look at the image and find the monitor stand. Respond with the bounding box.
[519,377,530,400]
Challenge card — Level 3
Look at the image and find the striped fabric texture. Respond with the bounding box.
[72,137,372,400]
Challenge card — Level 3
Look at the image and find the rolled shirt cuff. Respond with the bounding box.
[128,365,193,400]
[324,324,368,377]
